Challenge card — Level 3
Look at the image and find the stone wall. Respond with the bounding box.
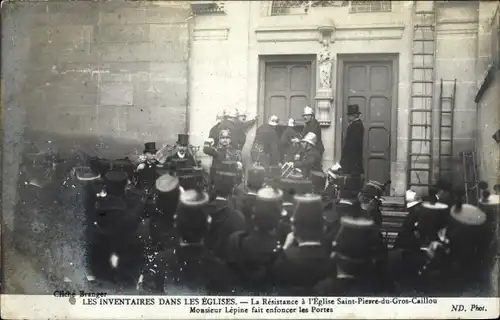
[2,0,191,293]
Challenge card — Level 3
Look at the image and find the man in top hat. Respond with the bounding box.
[302,106,324,155]
[340,104,364,176]
[165,134,197,168]
[226,186,285,291]
[314,215,390,296]
[89,170,143,285]
[271,193,332,294]
[141,189,235,294]
[291,132,322,178]
[136,142,160,192]
[280,118,302,163]
[250,115,281,168]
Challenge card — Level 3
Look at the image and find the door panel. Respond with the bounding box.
[265,61,312,126]
[343,61,393,192]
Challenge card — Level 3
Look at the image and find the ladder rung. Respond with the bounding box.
[415,24,435,29]
[409,168,432,172]
[441,154,452,157]
[415,11,435,15]
[410,138,432,142]
[409,153,432,157]
[411,109,432,113]
[441,97,453,100]
[441,111,452,114]
[441,125,452,128]
[409,183,432,187]
[413,67,434,70]
[413,38,434,42]
[440,168,452,171]
[413,53,435,56]
[440,139,452,142]
[410,124,432,127]
[412,80,433,84]
[412,94,433,98]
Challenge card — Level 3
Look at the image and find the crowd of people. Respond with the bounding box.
[74,104,498,296]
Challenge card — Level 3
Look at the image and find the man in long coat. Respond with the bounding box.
[251,115,281,168]
[340,104,364,176]
[302,106,324,155]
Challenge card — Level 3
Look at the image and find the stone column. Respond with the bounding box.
[315,25,335,127]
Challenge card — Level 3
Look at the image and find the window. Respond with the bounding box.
[270,1,348,16]
[349,1,391,13]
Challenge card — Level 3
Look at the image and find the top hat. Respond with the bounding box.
[292,193,324,227]
[347,104,361,115]
[333,215,383,260]
[247,165,266,190]
[144,142,157,154]
[177,134,190,146]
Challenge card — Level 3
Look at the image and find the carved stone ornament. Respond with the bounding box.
[315,24,335,126]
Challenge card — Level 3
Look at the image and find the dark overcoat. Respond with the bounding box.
[340,119,364,175]
[302,117,325,155]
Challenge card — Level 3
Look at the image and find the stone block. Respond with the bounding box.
[99,7,148,25]
[35,11,98,26]
[95,43,150,62]
[99,82,134,106]
[97,106,129,135]
[32,42,96,66]
[31,25,94,47]
[149,41,189,62]
[149,62,188,81]
[107,62,150,74]
[146,6,191,24]
[95,24,150,43]
[149,24,189,43]
[133,81,188,109]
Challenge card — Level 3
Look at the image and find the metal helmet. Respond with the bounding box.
[268,115,279,126]
[303,105,314,116]
[301,132,317,146]
[227,109,238,118]
[287,118,295,127]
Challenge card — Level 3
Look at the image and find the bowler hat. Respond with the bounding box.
[143,142,157,154]
[177,134,190,146]
[253,187,284,230]
[347,104,361,115]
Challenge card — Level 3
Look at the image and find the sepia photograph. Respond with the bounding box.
[1,0,499,318]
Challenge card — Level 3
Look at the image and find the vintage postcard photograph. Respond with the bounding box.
[1,0,499,319]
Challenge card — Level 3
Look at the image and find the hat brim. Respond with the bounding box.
[407,200,421,208]
[144,149,157,153]
[180,191,209,207]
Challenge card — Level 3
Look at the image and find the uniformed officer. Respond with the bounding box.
[204,162,247,260]
[204,130,243,187]
[141,189,235,294]
[315,215,390,296]
[209,109,245,150]
[89,171,143,286]
[226,186,284,291]
[251,115,281,168]
[280,118,302,163]
[209,110,225,142]
[302,105,324,155]
[292,132,322,178]
[136,142,160,192]
[165,134,197,168]
[271,193,332,295]
[393,189,423,251]
[357,180,391,226]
